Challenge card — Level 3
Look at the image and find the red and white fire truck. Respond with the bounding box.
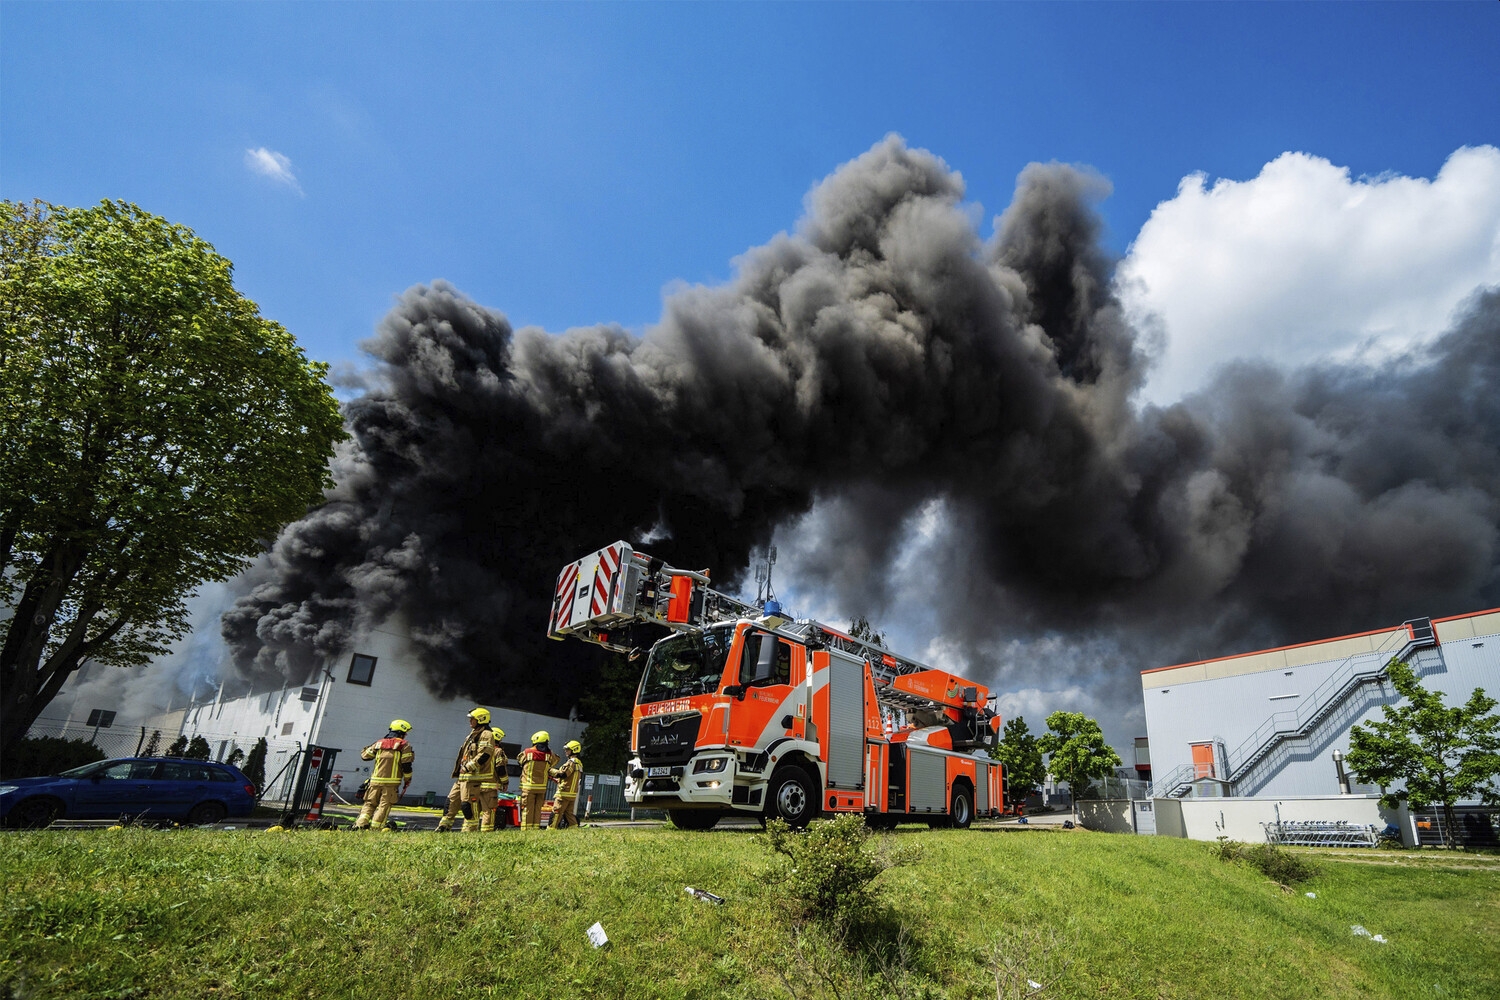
[548,541,1004,830]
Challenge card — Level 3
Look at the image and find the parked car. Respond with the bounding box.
[0,756,257,828]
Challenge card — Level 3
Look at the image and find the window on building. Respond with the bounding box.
[281,722,294,736]
[85,709,116,728]
[347,653,377,686]
[299,686,319,703]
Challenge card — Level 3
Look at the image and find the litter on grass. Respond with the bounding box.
[1351,925,1388,944]
[685,887,725,904]
[1028,980,1043,990]
[586,922,609,948]
[1305,892,1317,899]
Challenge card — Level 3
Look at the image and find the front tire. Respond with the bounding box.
[950,786,974,830]
[767,765,819,828]
[7,798,60,829]
[186,802,227,825]
[668,809,721,831]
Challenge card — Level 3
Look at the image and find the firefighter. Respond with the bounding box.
[461,708,501,831]
[434,708,498,832]
[548,739,584,831]
[481,727,510,830]
[353,720,414,830]
[516,730,559,830]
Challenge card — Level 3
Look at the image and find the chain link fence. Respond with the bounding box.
[1074,775,1152,801]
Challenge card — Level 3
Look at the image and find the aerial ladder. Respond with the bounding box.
[549,541,1005,829]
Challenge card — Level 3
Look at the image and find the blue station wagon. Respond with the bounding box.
[0,757,257,828]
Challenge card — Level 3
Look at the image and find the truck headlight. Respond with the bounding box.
[692,757,729,774]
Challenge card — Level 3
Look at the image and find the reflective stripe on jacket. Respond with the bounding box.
[517,747,558,792]
[480,747,510,791]
[360,737,414,785]
[550,756,582,798]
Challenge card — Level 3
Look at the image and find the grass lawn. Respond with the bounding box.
[1,824,1495,999]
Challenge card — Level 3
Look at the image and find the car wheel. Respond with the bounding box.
[950,786,974,830]
[186,802,227,825]
[8,798,61,829]
[767,765,818,828]
[668,809,721,831]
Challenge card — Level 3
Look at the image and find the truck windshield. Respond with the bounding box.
[638,627,733,704]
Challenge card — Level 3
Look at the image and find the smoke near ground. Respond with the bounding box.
[222,135,1500,727]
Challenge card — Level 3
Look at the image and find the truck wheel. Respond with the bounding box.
[668,809,721,831]
[950,786,974,830]
[767,765,818,828]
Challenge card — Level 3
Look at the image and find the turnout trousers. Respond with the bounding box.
[549,795,579,830]
[520,789,547,830]
[354,783,400,829]
[461,779,497,832]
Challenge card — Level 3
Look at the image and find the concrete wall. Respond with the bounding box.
[1077,799,1134,834]
[1151,794,1411,845]
[1141,608,1500,799]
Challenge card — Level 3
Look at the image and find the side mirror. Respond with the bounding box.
[722,684,744,699]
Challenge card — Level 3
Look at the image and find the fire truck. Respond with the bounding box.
[548,541,1005,830]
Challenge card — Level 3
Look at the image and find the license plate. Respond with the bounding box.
[647,766,671,778]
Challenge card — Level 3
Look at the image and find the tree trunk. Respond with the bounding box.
[0,542,89,757]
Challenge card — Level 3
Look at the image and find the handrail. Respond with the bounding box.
[1224,620,1434,789]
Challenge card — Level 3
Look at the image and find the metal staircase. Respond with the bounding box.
[1148,618,1438,800]
[1222,618,1436,793]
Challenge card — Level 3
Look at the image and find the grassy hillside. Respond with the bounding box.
[2,825,1495,999]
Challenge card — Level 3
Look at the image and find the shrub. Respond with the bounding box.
[243,738,268,792]
[184,736,212,761]
[0,736,105,778]
[1213,837,1317,887]
[141,730,162,757]
[165,735,189,757]
[759,813,920,926]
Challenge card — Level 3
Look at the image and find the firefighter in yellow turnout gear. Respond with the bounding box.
[481,728,510,830]
[460,708,501,831]
[548,740,583,830]
[354,720,414,830]
[517,731,559,830]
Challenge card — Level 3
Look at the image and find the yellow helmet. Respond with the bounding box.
[389,719,412,734]
[531,730,550,744]
[565,740,582,753]
[492,727,505,741]
[469,707,491,724]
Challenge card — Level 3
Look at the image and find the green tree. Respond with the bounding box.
[1346,658,1500,848]
[184,735,212,761]
[243,736,268,791]
[1037,711,1122,815]
[0,200,345,755]
[141,729,162,757]
[579,651,642,775]
[165,735,189,758]
[992,715,1046,803]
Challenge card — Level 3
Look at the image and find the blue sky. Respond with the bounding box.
[4,3,1495,373]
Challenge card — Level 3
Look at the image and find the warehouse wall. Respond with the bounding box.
[1141,608,1500,800]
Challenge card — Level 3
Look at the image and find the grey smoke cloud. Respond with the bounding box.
[222,134,1500,728]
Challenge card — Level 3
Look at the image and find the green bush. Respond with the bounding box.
[0,736,106,778]
[184,736,212,761]
[759,813,920,926]
[1213,837,1318,887]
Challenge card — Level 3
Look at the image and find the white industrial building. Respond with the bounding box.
[1130,607,1500,844]
[40,615,589,806]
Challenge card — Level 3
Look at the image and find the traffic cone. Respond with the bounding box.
[304,789,325,824]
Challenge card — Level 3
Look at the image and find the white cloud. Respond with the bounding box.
[244,146,304,195]
[1119,145,1500,404]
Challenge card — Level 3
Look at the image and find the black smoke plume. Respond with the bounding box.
[223,135,1500,721]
